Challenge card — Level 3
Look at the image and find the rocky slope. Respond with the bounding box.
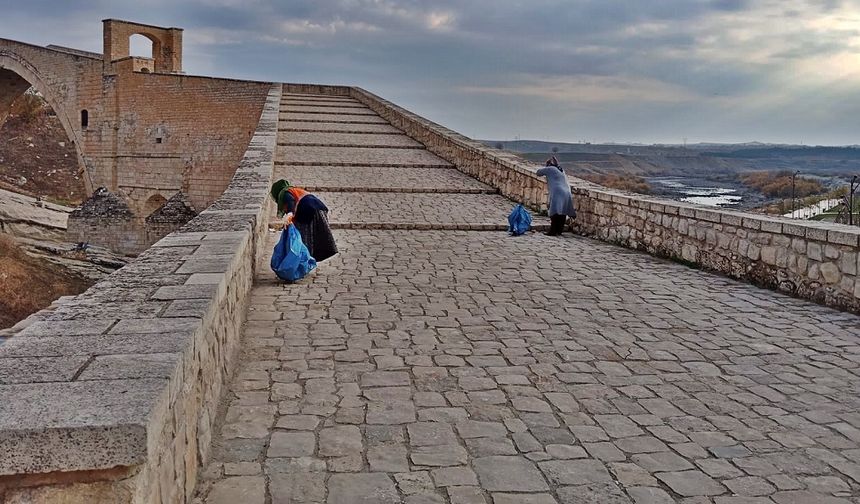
[0,101,86,205]
[0,96,123,331]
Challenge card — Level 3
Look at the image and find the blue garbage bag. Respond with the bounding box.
[271,225,317,282]
[508,204,532,236]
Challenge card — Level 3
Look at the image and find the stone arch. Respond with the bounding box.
[143,193,168,217]
[0,50,94,194]
[128,33,157,59]
[103,20,183,74]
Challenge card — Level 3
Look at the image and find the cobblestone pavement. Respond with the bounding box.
[313,192,551,230]
[275,167,495,194]
[197,92,860,503]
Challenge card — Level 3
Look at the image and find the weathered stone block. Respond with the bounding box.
[824,245,841,260]
[828,228,860,246]
[761,247,778,266]
[782,223,807,238]
[760,219,783,233]
[807,242,823,262]
[820,262,841,285]
[741,217,762,230]
[747,244,761,261]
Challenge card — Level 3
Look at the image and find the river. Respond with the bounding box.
[648,177,753,208]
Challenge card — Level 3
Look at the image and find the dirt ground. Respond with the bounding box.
[0,98,86,206]
[0,94,94,328]
[0,235,92,329]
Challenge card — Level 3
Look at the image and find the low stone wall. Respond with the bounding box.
[348,86,860,312]
[570,184,860,312]
[0,84,280,503]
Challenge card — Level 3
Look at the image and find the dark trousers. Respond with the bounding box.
[549,214,567,235]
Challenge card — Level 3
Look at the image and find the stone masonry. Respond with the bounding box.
[0,85,281,503]
[1,37,860,504]
[1,20,271,253]
[348,86,860,314]
[195,89,860,504]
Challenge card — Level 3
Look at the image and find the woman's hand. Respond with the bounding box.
[284,212,294,226]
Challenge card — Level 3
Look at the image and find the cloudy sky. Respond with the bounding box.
[2,0,859,145]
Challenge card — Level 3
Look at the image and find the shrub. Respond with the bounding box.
[580,173,651,194]
[739,171,824,198]
[9,90,47,124]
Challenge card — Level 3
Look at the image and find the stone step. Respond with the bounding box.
[299,186,496,194]
[278,121,402,133]
[277,146,452,168]
[281,105,379,117]
[280,101,366,109]
[282,106,379,116]
[279,128,403,135]
[279,143,421,150]
[279,113,389,124]
[281,92,354,101]
[279,132,420,148]
[270,221,550,231]
[275,160,453,169]
[273,166,497,193]
[269,192,551,231]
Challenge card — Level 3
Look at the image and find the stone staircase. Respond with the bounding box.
[194,86,860,504]
[274,91,550,231]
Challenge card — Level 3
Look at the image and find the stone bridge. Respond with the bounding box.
[1,22,860,504]
[1,19,271,253]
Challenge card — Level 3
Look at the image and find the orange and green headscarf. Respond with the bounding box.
[270,179,309,217]
[270,180,291,217]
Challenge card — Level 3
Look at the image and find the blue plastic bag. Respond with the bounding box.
[508,204,532,236]
[271,225,317,282]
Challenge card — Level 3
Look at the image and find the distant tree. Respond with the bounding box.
[739,171,824,198]
[580,173,651,194]
[551,146,559,153]
[494,142,504,150]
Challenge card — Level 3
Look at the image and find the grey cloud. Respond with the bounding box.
[0,0,857,144]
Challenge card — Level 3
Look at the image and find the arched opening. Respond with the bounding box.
[143,193,168,217]
[129,34,155,59]
[0,56,93,199]
[0,80,85,206]
[80,109,88,129]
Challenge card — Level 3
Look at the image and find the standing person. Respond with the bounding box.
[536,156,576,236]
[270,179,338,261]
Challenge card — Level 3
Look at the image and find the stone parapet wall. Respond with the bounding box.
[570,183,860,312]
[0,85,280,503]
[345,86,860,312]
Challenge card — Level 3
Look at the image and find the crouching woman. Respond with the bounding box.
[536,156,576,236]
[270,179,338,261]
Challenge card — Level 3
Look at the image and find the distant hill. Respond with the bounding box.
[482,140,860,178]
[702,146,860,160]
